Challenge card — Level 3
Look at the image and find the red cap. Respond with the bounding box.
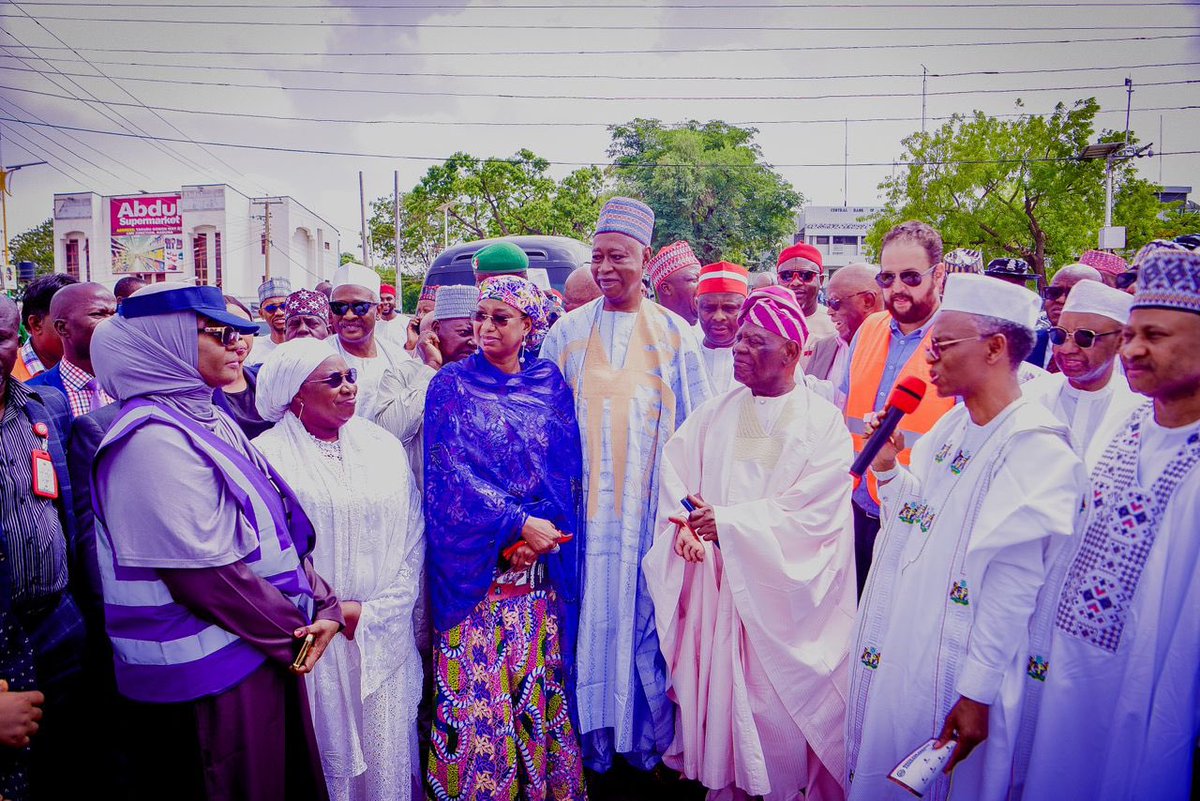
[777,243,824,272]
[380,284,397,296]
[696,261,750,297]
[888,376,926,414]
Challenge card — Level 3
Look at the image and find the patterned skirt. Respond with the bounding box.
[426,590,587,801]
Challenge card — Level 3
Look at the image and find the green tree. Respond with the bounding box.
[607,119,803,267]
[865,98,1166,280]
[368,150,606,272]
[8,218,54,276]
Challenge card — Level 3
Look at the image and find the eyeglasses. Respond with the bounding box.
[303,368,358,389]
[330,300,378,317]
[199,325,243,347]
[1048,326,1122,349]
[926,334,984,360]
[261,302,286,314]
[1039,286,1070,302]
[1115,270,1138,290]
[826,290,875,311]
[876,265,937,288]
[472,311,527,328]
[778,269,821,284]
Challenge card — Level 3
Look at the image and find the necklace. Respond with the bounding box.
[305,428,343,463]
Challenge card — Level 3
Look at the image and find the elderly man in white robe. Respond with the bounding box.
[846,274,1086,801]
[328,262,434,453]
[1022,279,1141,469]
[645,285,855,801]
[252,337,425,801]
[1017,246,1200,801]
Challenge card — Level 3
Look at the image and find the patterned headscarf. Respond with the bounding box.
[737,285,809,346]
[478,275,551,347]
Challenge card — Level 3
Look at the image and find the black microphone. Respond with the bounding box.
[850,376,926,486]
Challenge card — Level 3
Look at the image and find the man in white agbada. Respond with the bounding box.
[329,263,434,453]
[645,285,855,801]
[1022,279,1141,469]
[846,274,1086,801]
[1017,245,1200,801]
[694,261,751,395]
[252,337,425,801]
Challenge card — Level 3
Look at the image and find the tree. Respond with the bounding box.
[368,149,606,271]
[865,98,1167,280]
[8,218,54,276]
[607,119,803,268]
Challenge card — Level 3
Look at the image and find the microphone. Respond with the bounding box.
[850,375,926,486]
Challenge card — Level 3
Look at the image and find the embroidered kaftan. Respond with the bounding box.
[1022,371,1142,469]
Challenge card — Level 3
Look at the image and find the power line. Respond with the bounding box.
[0,92,147,182]
[8,33,1189,58]
[0,103,125,187]
[0,121,93,186]
[4,81,1196,128]
[4,52,1195,82]
[4,115,1195,168]
[10,1,1197,7]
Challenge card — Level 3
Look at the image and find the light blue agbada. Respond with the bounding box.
[539,297,712,771]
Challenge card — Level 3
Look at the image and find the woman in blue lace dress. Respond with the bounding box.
[423,276,587,800]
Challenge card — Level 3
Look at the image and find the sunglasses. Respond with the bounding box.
[199,325,243,347]
[926,334,984,360]
[875,265,937,288]
[261,302,286,314]
[778,269,821,284]
[1039,286,1070,302]
[472,311,527,328]
[1115,270,1138,290]
[826,290,875,311]
[303,368,358,389]
[330,300,378,317]
[1048,326,1121,349]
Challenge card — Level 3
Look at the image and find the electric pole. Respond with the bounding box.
[393,170,402,302]
[263,200,272,280]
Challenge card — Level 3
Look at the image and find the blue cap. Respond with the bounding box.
[120,285,260,334]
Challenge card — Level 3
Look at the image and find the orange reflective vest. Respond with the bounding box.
[845,311,955,504]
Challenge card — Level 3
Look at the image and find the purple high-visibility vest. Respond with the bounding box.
[93,400,316,703]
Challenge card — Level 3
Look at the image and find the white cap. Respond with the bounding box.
[1060,278,1133,325]
[942,273,1040,331]
[331,262,381,298]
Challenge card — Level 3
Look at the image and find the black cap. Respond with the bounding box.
[984,257,1036,280]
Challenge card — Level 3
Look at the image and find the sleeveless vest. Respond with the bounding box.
[93,400,315,703]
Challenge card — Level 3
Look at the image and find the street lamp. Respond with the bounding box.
[435,201,456,249]
[1076,139,1153,250]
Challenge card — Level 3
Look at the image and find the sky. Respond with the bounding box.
[1,0,1198,260]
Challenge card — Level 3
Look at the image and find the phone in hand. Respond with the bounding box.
[291,633,315,671]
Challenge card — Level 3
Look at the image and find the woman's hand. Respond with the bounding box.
[0,680,42,749]
[521,516,563,555]
[290,619,341,675]
[508,542,538,571]
[340,601,362,641]
[670,517,705,563]
[685,494,718,543]
[863,411,905,474]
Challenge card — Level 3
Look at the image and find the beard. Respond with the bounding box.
[886,290,937,325]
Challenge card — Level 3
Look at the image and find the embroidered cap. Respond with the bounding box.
[696,261,750,297]
[419,284,439,303]
[257,277,293,304]
[595,197,655,247]
[944,248,984,274]
[647,241,701,290]
[942,273,1040,330]
[283,288,331,321]
[737,285,809,346]
[432,284,479,322]
[1078,249,1128,278]
[984,257,1036,280]
[1131,247,1200,316]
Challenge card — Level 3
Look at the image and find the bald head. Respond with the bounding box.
[748,271,777,290]
[564,265,602,312]
[827,263,880,295]
[826,263,883,342]
[0,296,20,380]
[1046,263,1104,325]
[49,282,117,372]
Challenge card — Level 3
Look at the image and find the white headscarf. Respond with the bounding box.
[255,336,339,422]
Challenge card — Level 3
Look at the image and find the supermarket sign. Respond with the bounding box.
[110,194,184,273]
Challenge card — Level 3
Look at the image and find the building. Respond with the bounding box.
[794,205,882,273]
[52,184,340,304]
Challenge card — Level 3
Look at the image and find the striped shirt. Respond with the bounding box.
[0,381,69,606]
[58,358,114,419]
[17,341,45,379]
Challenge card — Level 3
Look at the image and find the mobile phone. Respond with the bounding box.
[291,633,315,670]
[680,497,697,512]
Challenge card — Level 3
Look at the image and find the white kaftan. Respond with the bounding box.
[846,399,1085,801]
[1022,370,1142,469]
[644,383,856,801]
[253,413,425,801]
[701,345,735,395]
[333,336,434,454]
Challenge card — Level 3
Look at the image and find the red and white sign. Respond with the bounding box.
[110,194,184,273]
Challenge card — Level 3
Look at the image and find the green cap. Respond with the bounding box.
[472,241,529,275]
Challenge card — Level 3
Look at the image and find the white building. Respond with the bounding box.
[794,205,883,273]
[52,184,340,304]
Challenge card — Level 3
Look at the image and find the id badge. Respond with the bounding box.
[32,450,59,499]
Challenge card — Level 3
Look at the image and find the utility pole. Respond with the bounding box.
[263,200,272,280]
[843,118,849,207]
[1124,77,1133,146]
[393,170,402,301]
[921,65,928,134]
[359,171,371,269]
[0,129,47,292]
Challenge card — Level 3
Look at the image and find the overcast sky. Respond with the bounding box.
[2,0,1198,258]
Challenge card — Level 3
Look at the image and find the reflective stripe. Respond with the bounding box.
[111,623,241,666]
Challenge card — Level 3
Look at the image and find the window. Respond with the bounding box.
[833,235,858,244]
[214,232,223,287]
[814,236,830,246]
[65,239,80,279]
[193,233,209,285]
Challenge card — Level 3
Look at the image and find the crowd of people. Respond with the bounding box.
[0,195,1197,801]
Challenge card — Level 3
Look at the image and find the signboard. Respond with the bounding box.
[110,194,183,273]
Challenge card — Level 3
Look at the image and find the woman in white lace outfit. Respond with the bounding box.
[253,336,425,801]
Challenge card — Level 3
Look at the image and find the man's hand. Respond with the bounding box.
[863,411,906,474]
[417,331,443,370]
[935,695,989,773]
[0,680,43,749]
[290,619,341,675]
[670,517,705,563]
[521,516,563,555]
[341,601,362,641]
[685,494,718,543]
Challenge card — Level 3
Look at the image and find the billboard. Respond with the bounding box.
[110,194,184,273]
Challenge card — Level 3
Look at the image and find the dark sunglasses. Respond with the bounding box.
[261,302,286,314]
[303,368,358,389]
[925,334,984,360]
[826,290,875,311]
[1039,286,1070,302]
[875,265,936,288]
[472,310,526,328]
[330,300,378,317]
[1048,326,1122,349]
[778,269,821,284]
[1114,270,1138,290]
[199,325,243,347]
